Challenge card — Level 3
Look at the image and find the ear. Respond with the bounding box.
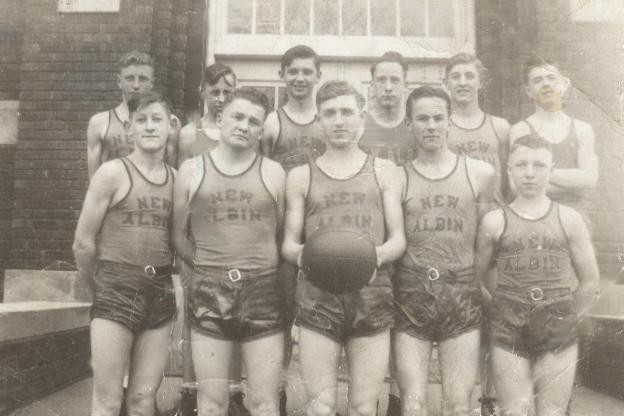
[116,73,122,89]
[278,69,284,80]
[560,76,571,95]
[524,84,533,99]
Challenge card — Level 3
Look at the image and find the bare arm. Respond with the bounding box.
[176,124,196,167]
[172,159,196,266]
[493,116,511,200]
[375,159,406,266]
[467,158,496,219]
[474,210,504,301]
[560,205,600,316]
[549,121,598,191]
[86,112,107,179]
[261,158,287,244]
[260,111,279,157]
[166,114,182,168]
[281,166,309,266]
[73,162,119,296]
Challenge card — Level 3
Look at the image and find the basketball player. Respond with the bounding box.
[474,134,599,416]
[74,91,176,416]
[87,51,180,177]
[361,50,415,416]
[282,80,406,416]
[394,86,495,416]
[509,57,598,207]
[260,45,325,414]
[360,51,416,166]
[443,52,510,415]
[173,87,286,416]
[177,63,237,165]
[260,44,324,171]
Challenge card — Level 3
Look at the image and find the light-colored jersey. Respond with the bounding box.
[359,113,416,165]
[271,108,325,172]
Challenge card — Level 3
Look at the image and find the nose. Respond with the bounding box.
[295,71,304,82]
[217,91,226,103]
[132,78,141,90]
[385,79,392,91]
[334,111,344,125]
[426,118,437,130]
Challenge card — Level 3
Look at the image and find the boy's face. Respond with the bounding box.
[130,102,170,153]
[219,98,266,150]
[118,65,154,102]
[508,145,553,198]
[318,94,364,149]
[280,57,321,100]
[406,96,450,152]
[371,61,406,110]
[444,62,481,106]
[525,65,568,111]
[202,75,236,118]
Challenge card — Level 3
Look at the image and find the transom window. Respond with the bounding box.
[210,0,475,59]
[227,0,455,37]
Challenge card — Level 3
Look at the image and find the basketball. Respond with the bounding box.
[301,228,378,294]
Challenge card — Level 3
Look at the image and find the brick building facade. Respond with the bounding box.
[0,0,622,285]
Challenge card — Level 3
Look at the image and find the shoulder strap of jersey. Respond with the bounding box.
[187,154,205,204]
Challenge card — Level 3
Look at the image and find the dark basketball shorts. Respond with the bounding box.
[188,266,286,342]
[393,266,481,342]
[295,267,394,343]
[278,262,299,326]
[91,260,176,332]
[489,289,578,359]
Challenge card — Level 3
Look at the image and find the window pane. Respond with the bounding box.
[371,0,396,35]
[227,0,252,34]
[429,0,454,37]
[285,0,310,34]
[400,0,426,36]
[315,0,338,35]
[257,0,281,34]
[342,0,367,35]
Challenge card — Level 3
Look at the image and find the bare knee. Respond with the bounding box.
[307,396,336,416]
[443,393,472,416]
[348,400,377,416]
[401,395,427,416]
[126,389,157,416]
[92,385,124,416]
[246,395,279,416]
[197,394,228,416]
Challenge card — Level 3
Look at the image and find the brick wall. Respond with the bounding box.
[8,0,190,270]
[0,328,90,415]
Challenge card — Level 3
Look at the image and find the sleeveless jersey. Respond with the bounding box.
[187,121,220,159]
[188,154,279,272]
[305,156,387,278]
[271,107,325,172]
[99,158,173,266]
[400,155,478,272]
[359,112,416,165]
[524,118,582,204]
[496,203,573,291]
[102,109,133,161]
[448,114,503,198]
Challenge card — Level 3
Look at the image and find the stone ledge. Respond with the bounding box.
[0,301,91,342]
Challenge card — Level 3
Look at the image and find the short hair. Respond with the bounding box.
[370,51,408,78]
[118,50,154,71]
[281,45,321,72]
[444,52,486,78]
[201,63,237,88]
[223,87,271,120]
[406,86,452,119]
[523,56,560,85]
[316,80,366,110]
[510,134,553,155]
[128,91,172,117]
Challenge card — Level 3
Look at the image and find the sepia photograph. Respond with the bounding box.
[1,0,624,415]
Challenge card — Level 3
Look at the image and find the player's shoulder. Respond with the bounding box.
[261,155,286,178]
[373,157,398,170]
[466,155,495,177]
[571,117,595,140]
[557,203,585,227]
[177,154,204,177]
[179,123,197,142]
[87,109,110,129]
[90,158,126,188]
[481,207,506,232]
[286,163,310,188]
[489,114,510,137]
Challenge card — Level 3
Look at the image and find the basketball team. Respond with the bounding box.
[73,46,600,416]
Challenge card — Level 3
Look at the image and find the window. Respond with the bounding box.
[210,0,475,59]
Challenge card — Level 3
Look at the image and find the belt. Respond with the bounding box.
[192,265,276,282]
[496,286,571,302]
[399,265,474,282]
[98,259,173,278]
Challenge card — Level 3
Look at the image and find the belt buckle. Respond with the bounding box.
[530,287,544,301]
[427,266,440,281]
[144,265,156,277]
[228,268,242,282]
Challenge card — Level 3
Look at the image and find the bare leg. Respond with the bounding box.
[533,344,577,416]
[298,327,341,416]
[346,330,391,416]
[126,322,173,416]
[393,331,432,416]
[90,319,133,416]
[191,329,234,416]
[241,332,285,416]
[492,346,532,416]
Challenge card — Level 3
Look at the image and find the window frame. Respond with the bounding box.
[207,0,476,61]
